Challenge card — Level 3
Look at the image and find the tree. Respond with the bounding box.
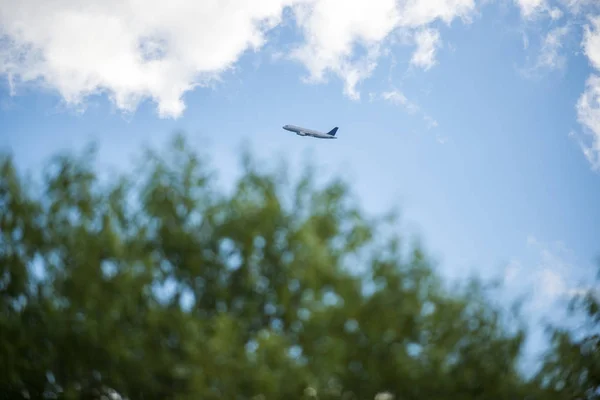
[535,278,600,400]
[0,133,557,399]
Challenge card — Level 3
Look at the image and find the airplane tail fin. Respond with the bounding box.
[327,127,339,136]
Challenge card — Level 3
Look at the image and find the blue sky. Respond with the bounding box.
[1,0,600,369]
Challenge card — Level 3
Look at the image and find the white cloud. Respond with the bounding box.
[561,0,600,16]
[522,33,530,50]
[381,90,419,113]
[498,235,598,373]
[435,133,449,144]
[424,115,439,129]
[504,259,521,284]
[0,0,299,118]
[506,236,596,312]
[582,15,600,70]
[410,28,441,70]
[515,0,547,19]
[549,7,564,20]
[516,2,600,171]
[515,0,570,20]
[538,25,570,68]
[289,0,476,98]
[514,3,600,173]
[518,23,571,80]
[0,0,477,117]
[379,89,440,129]
[575,16,600,171]
[575,75,600,170]
[289,0,401,100]
[395,0,477,27]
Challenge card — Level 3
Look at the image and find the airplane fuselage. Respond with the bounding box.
[283,124,338,139]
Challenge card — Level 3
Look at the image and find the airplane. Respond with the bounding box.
[282,124,339,139]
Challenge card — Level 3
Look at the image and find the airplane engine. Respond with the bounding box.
[297,132,306,136]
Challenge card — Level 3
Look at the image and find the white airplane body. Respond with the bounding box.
[283,124,339,139]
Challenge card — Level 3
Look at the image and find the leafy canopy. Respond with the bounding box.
[0,133,587,399]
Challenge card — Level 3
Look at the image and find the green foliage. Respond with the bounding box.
[0,133,574,399]
[535,282,600,400]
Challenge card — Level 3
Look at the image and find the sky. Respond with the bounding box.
[1,0,600,371]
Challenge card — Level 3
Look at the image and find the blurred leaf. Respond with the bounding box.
[0,133,568,399]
